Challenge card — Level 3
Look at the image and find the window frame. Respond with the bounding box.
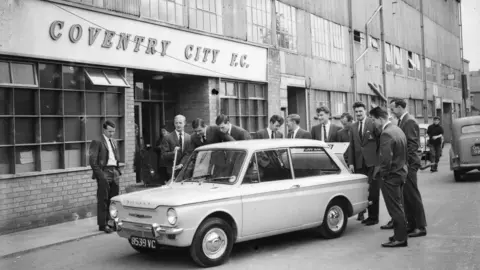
[310,14,330,60]
[289,146,341,179]
[246,0,272,44]
[242,148,294,184]
[187,0,223,35]
[0,60,39,88]
[275,0,297,51]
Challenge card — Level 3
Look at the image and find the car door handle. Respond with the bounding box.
[290,184,300,189]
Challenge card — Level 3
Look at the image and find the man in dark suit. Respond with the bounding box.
[160,115,193,180]
[286,114,312,139]
[338,112,353,142]
[191,118,223,149]
[311,106,341,142]
[386,99,427,238]
[89,120,122,234]
[370,106,408,248]
[348,101,380,226]
[255,115,284,139]
[215,114,252,141]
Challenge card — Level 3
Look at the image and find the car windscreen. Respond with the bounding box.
[461,124,480,134]
[175,149,246,185]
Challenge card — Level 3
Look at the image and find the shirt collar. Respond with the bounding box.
[382,121,391,131]
[103,134,110,142]
[294,126,300,133]
[400,112,408,122]
[175,130,183,136]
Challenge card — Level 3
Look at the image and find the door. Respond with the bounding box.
[287,87,307,130]
[443,103,453,143]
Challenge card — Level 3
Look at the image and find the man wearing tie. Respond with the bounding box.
[160,115,192,179]
[255,115,284,139]
[286,114,312,139]
[348,101,380,225]
[311,106,341,142]
[216,114,252,141]
[190,118,223,150]
[89,120,122,233]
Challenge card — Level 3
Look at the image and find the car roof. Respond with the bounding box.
[453,116,480,127]
[196,139,329,151]
[419,123,429,129]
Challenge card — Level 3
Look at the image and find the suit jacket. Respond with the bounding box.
[191,126,223,150]
[398,113,421,170]
[255,128,284,139]
[160,131,193,174]
[221,125,252,141]
[337,124,352,143]
[89,136,121,181]
[287,128,312,139]
[311,123,341,142]
[347,118,380,170]
[376,123,408,181]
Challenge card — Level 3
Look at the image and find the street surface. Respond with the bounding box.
[1,149,479,270]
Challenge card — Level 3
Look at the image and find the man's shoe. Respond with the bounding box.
[408,228,427,238]
[99,225,105,232]
[380,220,394,230]
[364,219,379,226]
[357,212,365,221]
[381,239,408,248]
[388,235,395,242]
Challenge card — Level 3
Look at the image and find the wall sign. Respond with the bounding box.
[0,0,267,82]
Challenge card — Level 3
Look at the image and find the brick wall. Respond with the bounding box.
[0,70,136,235]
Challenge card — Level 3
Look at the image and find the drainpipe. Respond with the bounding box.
[348,0,356,102]
[458,0,466,117]
[379,0,387,103]
[420,0,428,124]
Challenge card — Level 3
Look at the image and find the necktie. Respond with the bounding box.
[321,124,326,141]
[271,130,274,139]
[359,121,363,140]
[179,133,183,153]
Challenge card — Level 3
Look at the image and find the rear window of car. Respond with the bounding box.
[461,125,480,134]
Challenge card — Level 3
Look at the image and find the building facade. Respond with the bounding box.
[470,70,480,116]
[0,0,465,234]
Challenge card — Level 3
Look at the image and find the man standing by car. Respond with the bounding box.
[348,101,380,225]
[255,115,284,139]
[286,114,312,139]
[191,118,223,150]
[311,106,341,142]
[161,115,192,179]
[388,99,427,238]
[427,116,444,172]
[216,114,252,141]
[370,106,408,247]
[89,120,121,233]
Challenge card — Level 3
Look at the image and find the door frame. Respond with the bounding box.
[134,102,144,143]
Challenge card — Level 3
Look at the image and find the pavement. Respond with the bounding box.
[1,143,480,269]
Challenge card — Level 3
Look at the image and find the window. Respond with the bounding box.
[330,22,345,64]
[243,149,292,184]
[370,36,379,50]
[0,60,126,175]
[407,51,421,78]
[290,147,340,178]
[0,61,38,86]
[407,99,415,116]
[461,124,480,134]
[330,92,347,117]
[141,0,185,25]
[415,99,423,117]
[394,46,402,69]
[385,43,394,72]
[275,1,296,50]
[310,14,330,60]
[220,81,267,133]
[246,0,272,44]
[188,0,223,34]
[353,30,361,43]
[66,0,141,16]
[428,100,433,117]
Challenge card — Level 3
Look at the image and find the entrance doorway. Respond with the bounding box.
[287,87,307,130]
[442,102,452,143]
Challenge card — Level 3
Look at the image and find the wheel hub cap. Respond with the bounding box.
[327,205,344,232]
[202,228,227,259]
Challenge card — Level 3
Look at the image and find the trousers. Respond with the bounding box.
[96,167,119,227]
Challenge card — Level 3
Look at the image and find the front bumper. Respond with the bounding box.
[113,218,187,244]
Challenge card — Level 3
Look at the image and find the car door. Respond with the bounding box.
[240,149,299,237]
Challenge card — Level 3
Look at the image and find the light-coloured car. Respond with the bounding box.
[109,139,369,267]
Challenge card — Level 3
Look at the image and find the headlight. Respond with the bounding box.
[167,208,177,225]
[109,202,118,218]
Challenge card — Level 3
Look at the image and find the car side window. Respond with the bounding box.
[290,147,340,178]
[242,149,292,184]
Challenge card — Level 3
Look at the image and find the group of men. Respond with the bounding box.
[89,100,429,247]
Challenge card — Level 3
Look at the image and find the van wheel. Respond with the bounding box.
[319,200,348,239]
[454,170,463,182]
[190,218,234,268]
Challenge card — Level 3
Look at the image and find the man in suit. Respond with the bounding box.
[286,114,312,139]
[255,115,284,139]
[89,120,122,233]
[311,106,341,142]
[191,118,223,149]
[215,114,252,141]
[160,115,193,180]
[370,106,408,248]
[348,101,381,225]
[338,112,353,142]
[386,99,427,238]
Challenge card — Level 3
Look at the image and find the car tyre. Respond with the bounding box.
[129,240,157,254]
[190,217,234,268]
[454,170,463,182]
[319,200,348,239]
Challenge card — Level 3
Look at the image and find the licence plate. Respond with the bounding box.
[471,145,480,156]
[130,236,157,249]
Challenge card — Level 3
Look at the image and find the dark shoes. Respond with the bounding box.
[362,218,379,226]
[382,239,408,248]
[408,228,427,237]
[430,164,438,172]
[380,220,394,230]
[357,212,365,221]
[99,225,114,234]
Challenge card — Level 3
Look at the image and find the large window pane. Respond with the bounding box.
[11,63,36,85]
[86,117,102,140]
[41,145,62,170]
[0,118,12,145]
[0,147,12,174]
[106,93,120,115]
[14,89,37,115]
[41,118,63,143]
[65,118,83,142]
[15,118,36,144]
[41,90,62,115]
[0,88,13,115]
[64,91,84,115]
[65,143,83,168]
[63,66,85,90]
[15,146,37,173]
[39,63,62,89]
[86,92,103,115]
[0,62,11,83]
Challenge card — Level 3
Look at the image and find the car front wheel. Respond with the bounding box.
[190,217,234,268]
[319,200,348,239]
